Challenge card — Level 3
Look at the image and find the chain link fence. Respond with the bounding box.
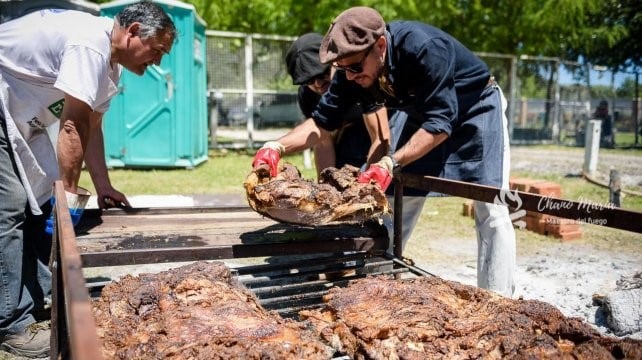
[206,31,300,148]
[206,31,641,149]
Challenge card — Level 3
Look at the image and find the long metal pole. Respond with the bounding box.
[400,174,642,234]
[635,72,639,146]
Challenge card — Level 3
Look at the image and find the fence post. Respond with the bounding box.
[583,119,601,176]
[552,60,561,143]
[609,169,621,207]
[508,55,518,139]
[245,34,255,149]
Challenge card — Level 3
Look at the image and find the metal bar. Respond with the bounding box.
[400,173,642,233]
[393,177,404,258]
[234,253,367,276]
[53,181,104,360]
[80,237,387,267]
[82,205,250,217]
[389,256,436,278]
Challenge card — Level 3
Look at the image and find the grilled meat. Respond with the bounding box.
[244,163,389,225]
[92,261,332,359]
[300,275,642,359]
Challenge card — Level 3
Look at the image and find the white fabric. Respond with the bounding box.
[385,87,516,297]
[473,86,516,297]
[0,9,120,212]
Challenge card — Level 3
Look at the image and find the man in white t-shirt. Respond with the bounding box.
[0,1,176,357]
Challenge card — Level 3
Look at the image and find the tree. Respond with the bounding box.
[87,0,638,76]
[577,0,641,72]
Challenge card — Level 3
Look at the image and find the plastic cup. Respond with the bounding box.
[65,187,91,226]
[45,186,92,234]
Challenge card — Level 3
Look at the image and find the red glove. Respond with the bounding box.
[358,156,394,191]
[252,141,284,177]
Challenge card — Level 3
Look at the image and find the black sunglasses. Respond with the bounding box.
[333,46,374,74]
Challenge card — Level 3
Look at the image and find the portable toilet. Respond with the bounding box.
[100,0,208,168]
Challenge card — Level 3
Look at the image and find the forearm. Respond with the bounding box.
[393,128,448,166]
[364,107,390,164]
[313,130,336,177]
[277,118,327,154]
[57,96,92,192]
[84,117,111,193]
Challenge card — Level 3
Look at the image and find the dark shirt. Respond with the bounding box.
[297,85,369,168]
[312,21,490,135]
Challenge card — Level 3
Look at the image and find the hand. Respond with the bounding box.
[358,156,394,191]
[252,141,284,177]
[97,187,131,209]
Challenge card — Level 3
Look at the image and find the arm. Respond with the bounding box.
[363,107,390,165]
[57,94,93,193]
[277,118,330,154]
[253,118,332,176]
[392,129,448,167]
[83,112,130,208]
[312,129,336,177]
[356,107,392,190]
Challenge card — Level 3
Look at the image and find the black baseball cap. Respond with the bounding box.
[286,33,330,85]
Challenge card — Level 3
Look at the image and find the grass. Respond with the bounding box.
[614,131,642,148]
[78,146,642,248]
[78,144,642,261]
[79,149,317,195]
[80,145,642,211]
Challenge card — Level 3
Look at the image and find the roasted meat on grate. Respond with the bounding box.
[244,163,390,225]
[92,261,333,359]
[300,275,642,359]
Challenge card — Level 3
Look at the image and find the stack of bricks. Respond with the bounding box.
[461,179,582,241]
[509,178,582,241]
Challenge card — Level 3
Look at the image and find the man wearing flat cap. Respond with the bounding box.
[252,7,516,297]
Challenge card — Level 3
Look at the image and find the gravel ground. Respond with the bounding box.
[510,145,642,189]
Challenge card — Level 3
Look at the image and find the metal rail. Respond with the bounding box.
[392,173,642,258]
[397,173,642,233]
[50,181,103,360]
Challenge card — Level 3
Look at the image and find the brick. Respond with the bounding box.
[544,217,581,234]
[526,210,546,219]
[525,215,547,234]
[554,229,583,242]
[462,200,475,218]
[529,181,563,198]
[509,178,547,192]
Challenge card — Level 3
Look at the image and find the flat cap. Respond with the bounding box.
[319,7,385,64]
[285,33,330,85]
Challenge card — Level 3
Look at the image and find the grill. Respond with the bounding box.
[50,183,430,359]
[50,174,642,359]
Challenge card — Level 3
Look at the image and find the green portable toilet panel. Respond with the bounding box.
[101,0,208,168]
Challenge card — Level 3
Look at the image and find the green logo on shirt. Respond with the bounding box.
[48,99,65,119]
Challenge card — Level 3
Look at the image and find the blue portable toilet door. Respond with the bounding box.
[116,62,177,167]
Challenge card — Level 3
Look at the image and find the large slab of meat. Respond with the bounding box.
[92,261,332,359]
[299,275,642,359]
[244,163,389,225]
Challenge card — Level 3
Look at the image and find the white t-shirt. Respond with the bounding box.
[0,9,121,211]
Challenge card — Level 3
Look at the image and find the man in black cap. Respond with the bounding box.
[254,33,370,176]
[253,7,516,297]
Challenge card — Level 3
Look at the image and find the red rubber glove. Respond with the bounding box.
[252,141,284,177]
[358,156,394,191]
